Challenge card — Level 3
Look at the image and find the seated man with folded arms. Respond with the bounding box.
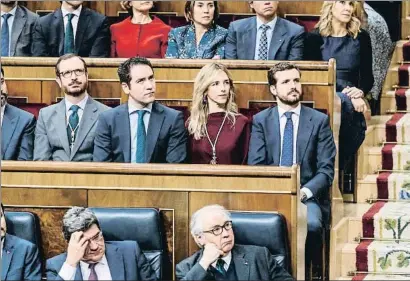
[176,204,294,281]
[225,1,304,61]
[1,67,36,160]
[93,57,187,163]
[1,204,42,281]
[34,54,109,161]
[46,207,157,281]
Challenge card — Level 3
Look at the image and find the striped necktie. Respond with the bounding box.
[1,14,12,57]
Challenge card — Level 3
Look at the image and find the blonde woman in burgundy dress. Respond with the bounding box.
[187,63,250,165]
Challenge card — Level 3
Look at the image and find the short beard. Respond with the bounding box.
[63,82,87,97]
[1,1,17,6]
[276,90,301,106]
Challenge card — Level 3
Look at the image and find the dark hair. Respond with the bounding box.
[184,1,219,23]
[117,57,154,87]
[1,203,4,214]
[1,67,4,77]
[55,54,88,77]
[267,62,301,86]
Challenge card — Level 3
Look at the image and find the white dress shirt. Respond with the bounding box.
[61,4,82,43]
[1,103,5,128]
[211,251,232,271]
[65,94,88,127]
[58,255,112,281]
[128,101,152,163]
[277,104,313,199]
[1,5,17,55]
[254,16,278,60]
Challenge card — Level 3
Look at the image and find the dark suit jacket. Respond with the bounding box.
[46,241,157,281]
[9,6,39,56]
[1,234,42,281]
[93,102,187,163]
[248,105,336,209]
[225,16,304,60]
[32,6,110,57]
[1,104,36,160]
[176,244,294,281]
[33,97,109,162]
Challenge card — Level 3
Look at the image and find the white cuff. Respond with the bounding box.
[301,187,313,200]
[58,262,77,281]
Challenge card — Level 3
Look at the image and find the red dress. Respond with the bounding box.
[110,16,171,58]
[189,113,251,165]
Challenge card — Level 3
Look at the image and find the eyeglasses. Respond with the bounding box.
[203,221,233,236]
[59,68,86,79]
[87,231,104,244]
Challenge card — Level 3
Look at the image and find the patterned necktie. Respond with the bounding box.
[88,263,98,281]
[64,13,75,54]
[67,105,80,149]
[257,24,270,60]
[136,110,147,163]
[216,258,227,276]
[281,112,294,166]
[1,14,12,57]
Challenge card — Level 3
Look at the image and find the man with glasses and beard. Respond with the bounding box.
[248,62,336,275]
[34,54,109,161]
[176,205,293,281]
[1,67,36,160]
[1,204,42,280]
[46,207,157,281]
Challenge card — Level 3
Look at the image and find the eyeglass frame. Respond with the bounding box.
[202,220,233,236]
[58,68,87,79]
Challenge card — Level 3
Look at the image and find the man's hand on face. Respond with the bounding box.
[199,243,224,270]
[66,231,89,267]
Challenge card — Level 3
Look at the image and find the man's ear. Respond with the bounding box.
[121,82,130,95]
[56,77,62,88]
[269,85,277,96]
[194,234,205,248]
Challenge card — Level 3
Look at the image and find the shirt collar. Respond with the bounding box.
[211,251,232,269]
[61,4,82,19]
[256,15,277,32]
[128,101,153,115]
[277,103,301,118]
[80,254,108,271]
[1,103,5,117]
[65,93,88,112]
[1,5,17,17]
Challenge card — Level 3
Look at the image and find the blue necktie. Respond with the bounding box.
[64,13,75,54]
[1,14,12,57]
[216,259,227,276]
[257,24,269,60]
[281,112,294,167]
[67,105,80,149]
[136,110,147,163]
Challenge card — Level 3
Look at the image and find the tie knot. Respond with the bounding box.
[70,105,80,113]
[216,258,225,268]
[2,13,11,20]
[260,24,269,31]
[137,110,147,118]
[89,262,97,269]
[67,13,75,21]
[284,111,293,120]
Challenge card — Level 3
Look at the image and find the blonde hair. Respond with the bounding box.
[188,63,238,140]
[315,1,361,39]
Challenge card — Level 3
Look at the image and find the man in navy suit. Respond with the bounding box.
[31,1,110,57]
[225,1,304,60]
[1,67,36,160]
[46,207,157,281]
[1,204,42,281]
[247,62,336,273]
[93,57,187,163]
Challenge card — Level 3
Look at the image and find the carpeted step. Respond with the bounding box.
[386,113,410,143]
[399,64,410,86]
[403,41,410,62]
[395,89,409,111]
[356,240,410,273]
[377,172,410,200]
[362,202,410,239]
[351,273,410,280]
[382,144,410,170]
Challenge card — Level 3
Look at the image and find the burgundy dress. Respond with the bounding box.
[189,113,251,164]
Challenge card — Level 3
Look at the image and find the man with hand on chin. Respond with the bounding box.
[46,206,157,280]
[176,205,293,281]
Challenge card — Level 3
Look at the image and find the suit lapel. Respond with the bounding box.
[232,246,250,281]
[243,17,257,60]
[75,8,90,54]
[1,105,18,158]
[1,234,15,281]
[266,106,281,165]
[10,6,26,56]
[105,243,125,281]
[297,106,313,164]
[116,104,131,163]
[268,18,287,60]
[146,102,165,163]
[70,98,98,160]
[52,100,70,156]
[74,264,83,281]
[54,9,65,56]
